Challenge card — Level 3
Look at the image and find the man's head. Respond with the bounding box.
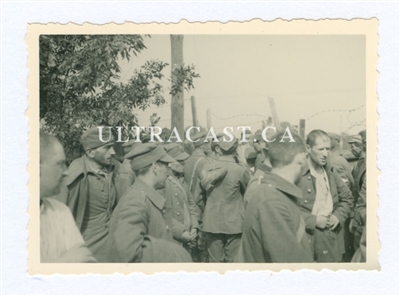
[269,131,306,184]
[164,143,190,175]
[40,131,68,198]
[306,130,331,167]
[328,132,341,151]
[125,143,175,189]
[348,131,366,158]
[241,129,252,142]
[211,134,238,157]
[81,127,115,166]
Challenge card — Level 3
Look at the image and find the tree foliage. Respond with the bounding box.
[40,35,199,162]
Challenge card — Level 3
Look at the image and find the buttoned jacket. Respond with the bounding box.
[161,175,199,241]
[297,162,353,253]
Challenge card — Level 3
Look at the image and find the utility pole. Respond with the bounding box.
[170,35,184,141]
[299,119,306,140]
[206,108,212,130]
[268,97,281,131]
[190,96,198,127]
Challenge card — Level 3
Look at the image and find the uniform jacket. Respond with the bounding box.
[244,163,271,209]
[238,172,313,262]
[183,149,211,220]
[328,150,355,191]
[297,162,353,255]
[203,155,251,234]
[352,156,366,209]
[161,175,199,241]
[105,178,191,262]
[57,155,129,231]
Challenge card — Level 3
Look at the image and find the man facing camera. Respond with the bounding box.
[298,130,353,262]
[237,132,313,263]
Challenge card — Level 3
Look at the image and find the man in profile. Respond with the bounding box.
[238,131,313,262]
[106,143,191,262]
[40,131,96,263]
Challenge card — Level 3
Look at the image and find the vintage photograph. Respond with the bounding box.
[27,20,378,273]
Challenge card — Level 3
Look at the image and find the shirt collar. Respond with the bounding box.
[84,155,112,176]
[134,178,165,210]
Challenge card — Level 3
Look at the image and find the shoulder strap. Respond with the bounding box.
[189,157,205,193]
[296,216,306,243]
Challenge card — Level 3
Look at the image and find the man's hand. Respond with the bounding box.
[316,215,329,229]
[181,231,196,242]
[59,244,97,263]
[189,228,198,240]
[327,215,340,230]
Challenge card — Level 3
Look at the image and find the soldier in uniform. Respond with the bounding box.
[203,134,251,262]
[237,132,313,262]
[106,143,192,262]
[348,131,367,251]
[298,130,353,262]
[56,127,130,260]
[162,143,199,252]
[183,131,211,262]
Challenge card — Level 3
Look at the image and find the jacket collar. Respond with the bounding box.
[134,178,165,210]
[263,171,303,200]
[65,155,116,186]
[302,157,334,176]
[192,149,205,157]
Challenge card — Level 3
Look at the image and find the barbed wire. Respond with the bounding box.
[213,120,265,130]
[306,104,365,121]
[211,112,267,121]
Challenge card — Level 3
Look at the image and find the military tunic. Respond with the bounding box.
[106,178,191,262]
[238,172,313,262]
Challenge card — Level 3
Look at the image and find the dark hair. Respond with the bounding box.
[40,131,60,164]
[269,132,306,168]
[306,129,330,147]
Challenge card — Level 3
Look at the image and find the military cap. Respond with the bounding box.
[348,135,363,144]
[81,127,114,150]
[125,143,176,171]
[245,147,258,161]
[191,131,208,147]
[211,133,238,153]
[164,143,190,161]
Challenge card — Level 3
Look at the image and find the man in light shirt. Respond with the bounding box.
[297,130,353,262]
[40,131,96,262]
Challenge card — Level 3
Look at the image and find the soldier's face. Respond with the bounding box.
[40,141,68,198]
[350,142,363,158]
[90,144,115,166]
[307,136,331,167]
[154,161,169,189]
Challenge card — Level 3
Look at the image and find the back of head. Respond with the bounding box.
[269,132,306,168]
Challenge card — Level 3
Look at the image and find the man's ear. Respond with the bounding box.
[151,162,158,175]
[86,149,94,158]
[306,144,311,154]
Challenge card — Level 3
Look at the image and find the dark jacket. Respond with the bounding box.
[58,155,129,230]
[161,175,199,242]
[297,162,353,257]
[238,172,313,263]
[203,155,251,234]
[105,179,191,262]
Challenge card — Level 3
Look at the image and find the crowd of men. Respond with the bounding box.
[40,125,367,263]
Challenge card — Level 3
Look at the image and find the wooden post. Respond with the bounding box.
[190,96,198,126]
[268,97,281,131]
[299,119,306,140]
[262,120,266,129]
[170,35,184,141]
[206,108,212,130]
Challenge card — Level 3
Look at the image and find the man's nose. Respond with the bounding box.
[109,147,116,155]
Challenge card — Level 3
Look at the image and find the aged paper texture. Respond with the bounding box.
[27,19,379,275]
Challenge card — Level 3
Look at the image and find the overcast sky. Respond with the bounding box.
[118,34,366,137]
